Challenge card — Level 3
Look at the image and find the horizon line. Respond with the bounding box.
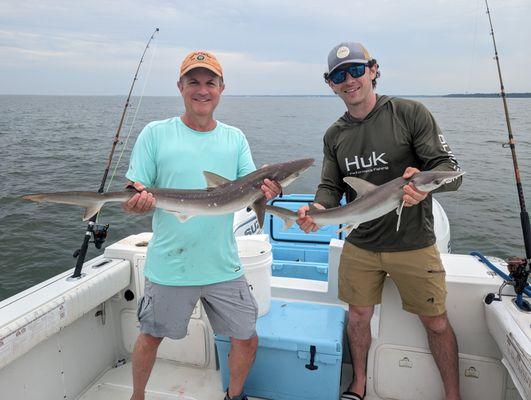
[1,92,530,98]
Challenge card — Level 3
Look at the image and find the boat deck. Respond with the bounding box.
[79,359,353,400]
[79,360,234,400]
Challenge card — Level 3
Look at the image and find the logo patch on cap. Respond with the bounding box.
[336,46,350,59]
[180,50,223,78]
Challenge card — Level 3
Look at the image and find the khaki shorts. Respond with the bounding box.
[338,242,447,316]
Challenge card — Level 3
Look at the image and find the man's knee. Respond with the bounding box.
[136,333,164,350]
[231,335,258,350]
[348,304,374,326]
[419,312,452,334]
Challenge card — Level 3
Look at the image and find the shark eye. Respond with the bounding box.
[434,179,442,185]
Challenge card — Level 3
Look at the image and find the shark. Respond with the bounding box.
[23,158,314,228]
[265,170,465,233]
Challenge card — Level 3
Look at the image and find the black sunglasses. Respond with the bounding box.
[329,64,366,84]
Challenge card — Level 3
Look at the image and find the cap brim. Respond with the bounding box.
[180,63,222,77]
[329,59,369,74]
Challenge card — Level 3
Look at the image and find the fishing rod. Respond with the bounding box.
[71,28,159,279]
[484,0,530,307]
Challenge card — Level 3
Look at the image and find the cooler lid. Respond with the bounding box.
[217,300,345,356]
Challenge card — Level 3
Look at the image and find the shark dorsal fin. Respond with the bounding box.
[203,171,231,188]
[343,177,378,197]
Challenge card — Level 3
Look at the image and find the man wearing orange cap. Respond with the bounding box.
[124,51,281,400]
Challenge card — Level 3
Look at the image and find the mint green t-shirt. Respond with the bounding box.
[126,117,256,286]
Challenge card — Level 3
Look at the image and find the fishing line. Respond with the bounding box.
[101,39,159,211]
[485,0,531,261]
[482,0,530,308]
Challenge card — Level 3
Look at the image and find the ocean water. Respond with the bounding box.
[0,95,530,300]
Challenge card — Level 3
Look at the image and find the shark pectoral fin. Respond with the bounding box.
[281,218,295,231]
[83,203,104,221]
[176,214,193,223]
[343,177,378,197]
[203,171,232,188]
[396,200,406,231]
[336,223,357,235]
[251,197,268,229]
[167,211,194,223]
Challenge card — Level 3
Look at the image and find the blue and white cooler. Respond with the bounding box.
[215,300,346,400]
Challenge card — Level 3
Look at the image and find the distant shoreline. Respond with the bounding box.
[442,93,531,98]
[1,93,531,98]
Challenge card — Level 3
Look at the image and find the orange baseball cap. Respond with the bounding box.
[179,50,223,78]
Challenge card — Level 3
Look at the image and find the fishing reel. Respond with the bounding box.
[72,223,109,258]
[506,257,530,294]
[92,224,109,249]
[485,256,530,310]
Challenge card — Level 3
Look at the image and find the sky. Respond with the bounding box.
[1,0,530,96]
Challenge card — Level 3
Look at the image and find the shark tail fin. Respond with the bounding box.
[279,216,295,231]
[264,205,298,230]
[22,191,105,221]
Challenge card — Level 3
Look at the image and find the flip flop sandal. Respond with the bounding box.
[224,390,248,400]
[341,391,364,400]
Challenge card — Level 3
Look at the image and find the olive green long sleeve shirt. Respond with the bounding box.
[314,95,462,252]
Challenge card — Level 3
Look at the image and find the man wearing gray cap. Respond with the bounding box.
[297,42,462,400]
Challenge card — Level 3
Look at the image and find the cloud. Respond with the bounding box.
[0,0,530,95]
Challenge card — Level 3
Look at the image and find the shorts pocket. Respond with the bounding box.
[245,282,259,320]
[426,263,446,274]
[233,279,259,321]
[425,245,444,272]
[137,295,153,322]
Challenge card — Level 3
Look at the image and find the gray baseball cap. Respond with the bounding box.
[327,42,372,74]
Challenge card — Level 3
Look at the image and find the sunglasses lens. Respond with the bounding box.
[330,70,346,84]
[347,65,366,78]
[329,64,366,84]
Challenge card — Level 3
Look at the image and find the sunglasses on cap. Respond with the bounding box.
[328,64,366,84]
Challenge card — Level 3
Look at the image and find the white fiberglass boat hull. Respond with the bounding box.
[485,297,531,400]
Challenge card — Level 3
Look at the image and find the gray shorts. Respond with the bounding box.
[137,275,258,340]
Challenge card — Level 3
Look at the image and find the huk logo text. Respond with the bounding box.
[345,152,388,172]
